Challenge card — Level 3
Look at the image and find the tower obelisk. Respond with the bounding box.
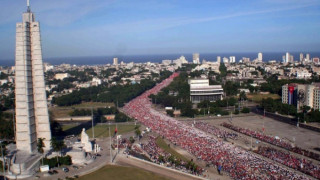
[15,0,51,154]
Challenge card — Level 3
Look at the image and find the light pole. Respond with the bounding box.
[108,122,112,163]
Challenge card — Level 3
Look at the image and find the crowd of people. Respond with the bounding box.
[141,135,203,175]
[189,121,238,140]
[122,73,310,179]
[221,122,320,161]
[255,146,320,179]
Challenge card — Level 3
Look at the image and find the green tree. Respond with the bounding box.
[166,110,174,117]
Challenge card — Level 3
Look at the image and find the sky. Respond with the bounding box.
[0,0,320,60]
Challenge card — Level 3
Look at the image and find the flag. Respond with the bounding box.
[114,126,118,137]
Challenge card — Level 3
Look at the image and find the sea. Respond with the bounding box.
[1,52,320,66]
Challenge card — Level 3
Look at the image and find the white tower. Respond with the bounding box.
[113,57,118,65]
[285,52,290,63]
[258,52,263,62]
[15,0,51,154]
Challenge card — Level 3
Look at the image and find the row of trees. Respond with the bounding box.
[52,71,172,107]
[69,107,132,123]
[260,97,320,122]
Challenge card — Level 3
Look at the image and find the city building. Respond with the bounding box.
[258,52,263,62]
[113,57,118,65]
[312,57,319,64]
[306,53,310,61]
[54,73,70,80]
[189,79,223,103]
[14,2,51,154]
[282,83,320,111]
[300,53,304,62]
[162,59,172,65]
[242,57,250,63]
[229,56,236,63]
[217,56,221,63]
[193,53,200,64]
[223,57,229,63]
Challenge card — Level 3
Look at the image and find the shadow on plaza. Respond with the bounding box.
[61,121,94,138]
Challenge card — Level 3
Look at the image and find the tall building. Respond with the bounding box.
[300,53,304,62]
[282,83,320,111]
[223,57,229,63]
[258,52,263,62]
[193,53,200,64]
[113,57,118,65]
[15,1,51,154]
[229,56,236,63]
[306,53,310,61]
[217,56,221,63]
[285,52,290,63]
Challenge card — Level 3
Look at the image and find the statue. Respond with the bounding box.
[81,128,92,152]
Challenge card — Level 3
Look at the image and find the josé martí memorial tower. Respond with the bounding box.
[9,1,52,177]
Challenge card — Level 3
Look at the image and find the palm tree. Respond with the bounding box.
[50,137,66,167]
[37,138,45,165]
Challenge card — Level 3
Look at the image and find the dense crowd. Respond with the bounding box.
[255,146,320,179]
[189,121,238,140]
[141,135,203,175]
[123,73,310,179]
[221,122,320,161]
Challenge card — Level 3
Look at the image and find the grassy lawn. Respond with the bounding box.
[71,102,114,108]
[49,102,114,118]
[247,93,280,103]
[155,137,189,162]
[62,124,136,138]
[76,165,170,180]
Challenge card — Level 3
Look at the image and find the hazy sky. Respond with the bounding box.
[0,0,320,59]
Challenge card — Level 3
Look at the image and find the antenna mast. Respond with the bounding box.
[27,0,30,12]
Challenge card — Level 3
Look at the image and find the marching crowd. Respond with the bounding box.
[189,121,238,140]
[122,73,311,179]
[141,135,203,175]
[255,146,320,179]
[221,122,320,161]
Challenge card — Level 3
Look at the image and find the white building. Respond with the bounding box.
[113,57,118,65]
[223,57,229,63]
[285,52,290,63]
[217,56,221,63]
[189,79,223,103]
[193,53,200,64]
[306,53,310,61]
[229,56,236,63]
[300,53,304,62]
[296,70,312,79]
[55,73,70,80]
[162,60,172,65]
[173,55,188,66]
[258,52,263,62]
